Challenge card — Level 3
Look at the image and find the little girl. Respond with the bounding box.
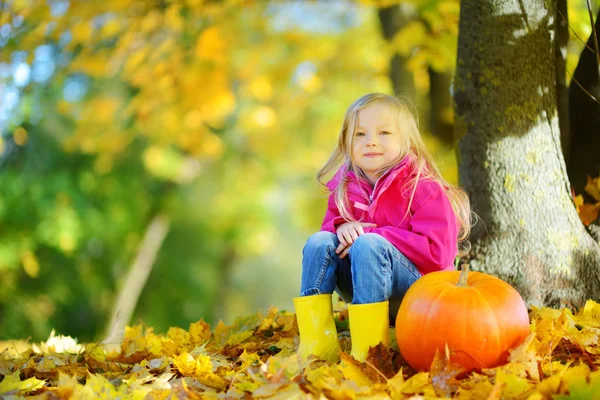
[293,93,471,363]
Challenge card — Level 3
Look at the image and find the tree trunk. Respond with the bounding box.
[103,214,170,342]
[567,9,600,197]
[212,246,237,322]
[378,6,454,145]
[429,67,454,147]
[378,5,417,101]
[556,0,570,160]
[454,0,600,308]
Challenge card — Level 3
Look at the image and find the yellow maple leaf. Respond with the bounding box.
[77,374,120,397]
[173,352,197,376]
[145,331,163,357]
[536,373,563,396]
[189,320,211,345]
[0,371,45,395]
[574,194,585,209]
[238,350,261,369]
[577,203,600,226]
[494,369,532,398]
[85,343,107,362]
[160,338,179,357]
[275,312,296,333]
[574,179,600,225]
[197,371,229,391]
[305,364,344,384]
[123,325,143,342]
[387,369,405,398]
[504,333,540,381]
[212,320,231,347]
[532,308,575,356]
[338,352,373,388]
[585,177,600,202]
[173,352,216,383]
[259,354,303,384]
[577,299,600,326]
[167,327,193,352]
[121,325,147,356]
[271,337,297,357]
[195,354,213,375]
[257,306,279,333]
[394,371,437,397]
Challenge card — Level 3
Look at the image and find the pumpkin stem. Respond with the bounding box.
[457,263,470,287]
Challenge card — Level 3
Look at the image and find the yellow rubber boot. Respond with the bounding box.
[348,301,389,362]
[293,294,340,363]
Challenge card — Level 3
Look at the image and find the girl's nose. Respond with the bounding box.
[366,135,378,146]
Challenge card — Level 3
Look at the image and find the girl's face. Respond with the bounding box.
[351,102,403,185]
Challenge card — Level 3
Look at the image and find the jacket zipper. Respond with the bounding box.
[369,176,383,204]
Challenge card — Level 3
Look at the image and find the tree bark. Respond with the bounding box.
[429,67,454,147]
[567,9,600,197]
[556,0,570,160]
[454,0,600,308]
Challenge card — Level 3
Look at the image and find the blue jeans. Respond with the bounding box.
[300,231,421,326]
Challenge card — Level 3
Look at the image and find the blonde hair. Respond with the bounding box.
[317,93,471,252]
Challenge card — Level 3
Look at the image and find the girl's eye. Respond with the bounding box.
[355,132,365,136]
[380,131,391,135]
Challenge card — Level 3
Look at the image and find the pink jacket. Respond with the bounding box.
[321,155,459,275]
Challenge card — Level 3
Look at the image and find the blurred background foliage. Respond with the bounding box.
[0,0,593,341]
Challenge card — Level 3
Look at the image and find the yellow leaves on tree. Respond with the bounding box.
[388,0,459,77]
[10,1,240,178]
[574,176,600,226]
[196,26,229,63]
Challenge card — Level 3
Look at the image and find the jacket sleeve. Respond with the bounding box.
[369,185,458,274]
[320,191,346,233]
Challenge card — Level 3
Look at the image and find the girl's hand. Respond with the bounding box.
[335,222,377,258]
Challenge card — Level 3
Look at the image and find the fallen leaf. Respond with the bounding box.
[338,352,373,387]
[429,346,463,397]
[0,371,45,396]
[365,343,400,379]
[189,319,211,345]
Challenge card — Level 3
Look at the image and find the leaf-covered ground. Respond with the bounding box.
[2,301,600,399]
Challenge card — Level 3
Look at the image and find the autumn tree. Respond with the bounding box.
[568,9,600,202]
[377,1,458,147]
[454,0,600,307]
[0,1,393,340]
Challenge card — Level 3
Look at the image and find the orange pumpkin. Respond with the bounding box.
[395,265,530,372]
